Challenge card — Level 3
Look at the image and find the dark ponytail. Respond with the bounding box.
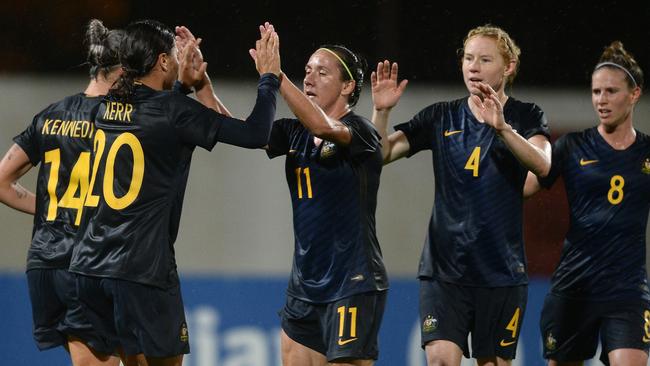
[319,44,367,107]
[111,19,175,101]
[595,41,644,90]
[85,19,123,79]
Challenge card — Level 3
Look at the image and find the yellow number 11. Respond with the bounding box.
[295,167,313,199]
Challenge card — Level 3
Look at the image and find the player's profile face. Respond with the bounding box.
[461,36,507,96]
[591,68,637,128]
[303,50,346,111]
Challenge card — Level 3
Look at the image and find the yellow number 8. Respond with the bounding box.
[607,175,624,205]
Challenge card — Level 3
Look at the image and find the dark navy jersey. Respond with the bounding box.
[267,112,388,303]
[70,76,278,289]
[395,97,550,287]
[540,127,650,301]
[13,93,101,271]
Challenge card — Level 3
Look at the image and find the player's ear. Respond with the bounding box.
[158,53,170,72]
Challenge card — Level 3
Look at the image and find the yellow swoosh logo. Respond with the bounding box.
[643,336,650,343]
[499,339,516,347]
[579,158,599,166]
[444,130,462,137]
[337,338,358,346]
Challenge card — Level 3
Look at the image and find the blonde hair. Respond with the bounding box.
[462,25,521,85]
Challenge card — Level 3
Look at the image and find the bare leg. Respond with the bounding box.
[424,340,463,366]
[67,336,120,366]
[281,329,328,366]
[608,348,648,366]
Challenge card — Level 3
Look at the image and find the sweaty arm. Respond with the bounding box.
[0,144,35,214]
[214,73,280,148]
[279,75,352,145]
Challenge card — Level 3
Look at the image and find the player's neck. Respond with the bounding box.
[597,119,636,150]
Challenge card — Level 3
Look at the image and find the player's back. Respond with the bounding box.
[70,84,222,289]
[13,93,102,270]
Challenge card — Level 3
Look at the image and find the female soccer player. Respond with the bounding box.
[371,25,551,366]
[0,19,123,365]
[68,20,281,366]
[251,23,388,366]
[529,41,649,366]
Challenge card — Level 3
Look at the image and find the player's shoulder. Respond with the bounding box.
[36,93,98,115]
[342,112,374,129]
[635,129,650,146]
[505,97,544,117]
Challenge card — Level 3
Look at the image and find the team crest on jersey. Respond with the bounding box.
[422,315,438,333]
[642,158,650,175]
[180,322,189,342]
[545,332,557,351]
[320,141,337,159]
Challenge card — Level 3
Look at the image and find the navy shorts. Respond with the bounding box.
[540,293,650,365]
[76,274,190,358]
[280,291,387,362]
[419,279,527,360]
[26,269,116,353]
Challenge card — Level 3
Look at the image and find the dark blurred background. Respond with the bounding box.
[2,0,649,87]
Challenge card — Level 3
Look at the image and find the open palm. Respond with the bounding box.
[371,60,408,110]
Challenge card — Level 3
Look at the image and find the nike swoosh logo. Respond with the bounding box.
[444,130,462,137]
[579,158,599,166]
[643,336,650,343]
[499,339,516,347]
[338,338,358,346]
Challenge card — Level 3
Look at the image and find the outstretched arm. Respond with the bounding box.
[472,82,551,177]
[0,144,35,214]
[251,23,352,145]
[175,26,232,116]
[371,60,410,164]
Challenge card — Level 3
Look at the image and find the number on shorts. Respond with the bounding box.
[506,307,521,339]
[337,306,358,339]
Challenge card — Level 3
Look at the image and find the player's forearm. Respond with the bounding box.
[195,74,232,117]
[371,108,392,162]
[279,75,351,145]
[0,182,35,214]
[497,126,551,177]
[522,171,543,199]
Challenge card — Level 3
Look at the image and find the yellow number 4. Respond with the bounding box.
[464,146,481,177]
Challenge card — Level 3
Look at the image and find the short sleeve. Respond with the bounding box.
[539,134,569,189]
[520,103,550,140]
[393,105,436,157]
[343,114,380,161]
[166,93,223,151]
[266,118,296,159]
[13,117,41,165]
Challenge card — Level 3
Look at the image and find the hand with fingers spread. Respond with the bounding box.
[371,60,408,111]
[178,39,208,89]
[248,22,281,77]
[470,82,509,131]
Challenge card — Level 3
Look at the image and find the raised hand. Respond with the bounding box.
[469,82,508,131]
[371,60,408,111]
[178,39,208,89]
[248,22,281,77]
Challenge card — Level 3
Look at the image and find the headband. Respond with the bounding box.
[317,48,354,81]
[595,62,638,88]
